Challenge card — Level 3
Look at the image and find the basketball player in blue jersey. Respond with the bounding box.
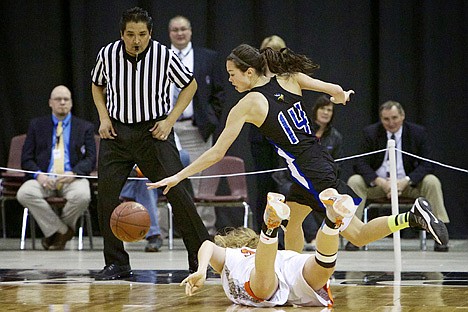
[148,44,448,253]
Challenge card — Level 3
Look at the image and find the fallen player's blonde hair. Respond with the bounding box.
[214,227,259,249]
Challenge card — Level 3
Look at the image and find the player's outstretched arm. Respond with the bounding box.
[180,241,226,296]
[147,100,249,194]
[294,72,354,105]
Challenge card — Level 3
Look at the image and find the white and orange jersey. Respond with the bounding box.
[220,247,333,308]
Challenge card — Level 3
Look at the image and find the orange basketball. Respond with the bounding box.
[110,201,150,242]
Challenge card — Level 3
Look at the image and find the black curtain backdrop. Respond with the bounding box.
[1,1,466,238]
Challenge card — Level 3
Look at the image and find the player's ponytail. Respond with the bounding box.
[261,47,320,76]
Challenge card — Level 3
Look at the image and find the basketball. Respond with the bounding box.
[110,201,151,242]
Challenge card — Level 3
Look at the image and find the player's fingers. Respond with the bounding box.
[163,185,171,195]
[186,282,193,296]
[180,277,188,287]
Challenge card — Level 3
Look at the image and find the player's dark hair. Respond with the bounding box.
[227,44,319,76]
[120,7,153,34]
[227,44,265,75]
[261,47,319,76]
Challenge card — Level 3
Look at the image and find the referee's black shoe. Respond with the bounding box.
[409,197,449,246]
[94,264,133,280]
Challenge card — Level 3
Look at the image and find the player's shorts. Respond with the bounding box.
[279,251,333,307]
[222,249,333,307]
[287,179,359,231]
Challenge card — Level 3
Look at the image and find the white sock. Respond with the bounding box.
[260,231,278,244]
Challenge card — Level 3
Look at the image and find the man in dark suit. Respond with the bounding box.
[17,85,96,250]
[347,100,449,251]
[168,15,225,234]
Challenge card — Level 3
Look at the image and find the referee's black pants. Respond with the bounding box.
[97,119,210,270]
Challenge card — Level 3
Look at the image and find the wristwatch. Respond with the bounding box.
[405,176,414,186]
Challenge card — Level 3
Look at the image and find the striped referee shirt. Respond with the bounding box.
[91,39,194,123]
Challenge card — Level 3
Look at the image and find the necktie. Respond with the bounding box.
[54,121,65,189]
[177,50,183,59]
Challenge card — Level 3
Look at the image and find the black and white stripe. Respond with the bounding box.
[91,39,193,123]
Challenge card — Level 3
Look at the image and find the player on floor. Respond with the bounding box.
[147,43,448,252]
[180,191,348,307]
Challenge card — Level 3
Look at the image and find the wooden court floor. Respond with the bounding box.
[1,237,467,311]
[1,269,467,311]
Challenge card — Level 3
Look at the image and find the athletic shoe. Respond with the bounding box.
[263,192,290,230]
[344,241,360,251]
[434,242,449,252]
[319,188,356,219]
[409,197,449,246]
[94,264,133,280]
[267,192,285,203]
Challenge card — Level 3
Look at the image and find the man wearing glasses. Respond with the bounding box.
[17,85,96,250]
[168,15,226,234]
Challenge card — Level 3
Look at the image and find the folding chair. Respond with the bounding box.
[194,156,251,228]
[1,134,27,239]
[20,199,94,250]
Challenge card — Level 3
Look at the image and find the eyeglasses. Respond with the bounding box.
[170,27,190,33]
[51,97,71,102]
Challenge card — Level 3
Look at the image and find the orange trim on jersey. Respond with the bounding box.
[244,281,264,302]
[240,248,256,256]
[324,282,334,308]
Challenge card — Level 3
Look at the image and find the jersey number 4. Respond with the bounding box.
[277,102,311,144]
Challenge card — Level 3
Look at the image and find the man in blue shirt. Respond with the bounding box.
[17,85,96,250]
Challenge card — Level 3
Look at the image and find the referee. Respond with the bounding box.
[91,7,210,280]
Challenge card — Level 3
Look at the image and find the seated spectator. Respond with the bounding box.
[17,85,96,250]
[347,100,450,252]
